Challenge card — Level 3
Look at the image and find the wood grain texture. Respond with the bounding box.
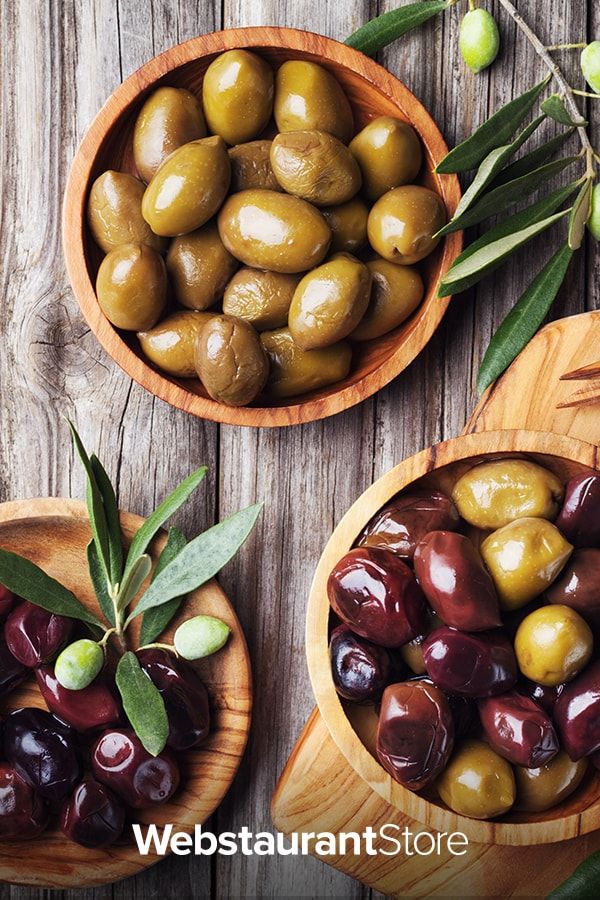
[0,1,598,897]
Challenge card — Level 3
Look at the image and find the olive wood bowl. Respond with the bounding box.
[306,430,600,846]
[0,498,251,888]
[62,26,462,428]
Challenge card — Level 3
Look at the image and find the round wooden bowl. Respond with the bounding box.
[306,430,600,846]
[0,498,251,888]
[62,26,462,428]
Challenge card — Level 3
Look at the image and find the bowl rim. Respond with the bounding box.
[62,25,462,428]
[306,429,600,845]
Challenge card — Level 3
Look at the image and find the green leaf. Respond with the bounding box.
[548,848,600,898]
[491,127,575,188]
[0,548,105,629]
[90,455,123,586]
[568,176,593,250]
[439,209,569,295]
[86,540,115,625]
[477,243,574,394]
[116,554,152,612]
[126,503,262,625]
[436,77,551,174]
[345,0,448,57]
[541,94,587,127]
[123,466,208,580]
[115,652,169,757]
[140,526,188,646]
[68,420,112,587]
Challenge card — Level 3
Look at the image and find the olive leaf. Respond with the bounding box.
[568,176,594,250]
[548,848,600,898]
[116,554,152,612]
[0,548,106,629]
[541,94,587,128]
[90,454,123,586]
[125,503,262,626]
[477,243,574,393]
[87,540,115,625]
[345,0,448,57]
[116,652,169,757]
[139,526,188,647]
[436,76,551,174]
[491,127,575,188]
[68,420,112,588]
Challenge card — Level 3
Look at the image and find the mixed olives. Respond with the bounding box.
[328,458,600,820]
[87,53,447,407]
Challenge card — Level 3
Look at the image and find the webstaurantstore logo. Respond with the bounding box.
[132,824,469,858]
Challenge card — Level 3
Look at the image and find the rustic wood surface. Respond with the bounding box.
[0,1,598,897]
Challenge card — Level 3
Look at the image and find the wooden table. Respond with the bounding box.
[0,1,598,897]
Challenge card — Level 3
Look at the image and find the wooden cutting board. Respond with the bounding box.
[271,311,600,898]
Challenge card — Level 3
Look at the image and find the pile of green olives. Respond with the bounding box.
[328,459,600,820]
[86,51,447,407]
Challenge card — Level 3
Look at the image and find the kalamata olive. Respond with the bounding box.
[358,490,460,560]
[60,779,125,848]
[327,547,427,648]
[35,665,122,732]
[0,585,15,618]
[554,660,600,760]
[546,549,600,626]
[422,627,518,697]
[329,624,392,703]
[514,751,588,813]
[409,674,476,737]
[413,531,501,631]
[376,681,454,790]
[92,729,180,808]
[519,679,564,715]
[5,601,72,667]
[437,739,515,819]
[478,691,559,767]
[0,764,48,841]
[556,474,600,548]
[4,708,82,803]
[0,634,27,697]
[137,648,210,750]
[515,605,592,686]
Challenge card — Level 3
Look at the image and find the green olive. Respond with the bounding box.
[437,739,516,820]
[166,221,238,310]
[228,140,281,193]
[217,189,331,274]
[459,9,500,74]
[367,185,446,265]
[195,314,268,406]
[202,49,274,145]
[133,86,206,183]
[350,259,424,341]
[452,459,564,530]
[96,242,166,331]
[138,310,215,377]
[274,60,353,143]
[223,268,300,330]
[174,615,231,660]
[87,170,166,254]
[322,199,369,254]
[581,41,600,94]
[288,253,371,350]
[515,605,592,686]
[588,182,600,241]
[514,751,588,813]
[142,136,231,237]
[261,328,351,399]
[270,131,361,207]
[349,117,423,200]
[481,517,573,611]
[55,639,104,691]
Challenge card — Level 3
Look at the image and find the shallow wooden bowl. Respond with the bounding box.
[306,430,600,846]
[62,26,462,428]
[0,498,251,888]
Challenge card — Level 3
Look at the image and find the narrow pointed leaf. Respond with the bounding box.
[436,77,551,174]
[116,652,169,757]
[568,176,593,249]
[126,503,262,624]
[541,94,587,127]
[68,420,112,586]
[87,541,115,625]
[117,554,152,612]
[548,849,600,898]
[345,1,447,57]
[491,127,575,187]
[477,243,573,394]
[90,455,123,585]
[140,527,188,646]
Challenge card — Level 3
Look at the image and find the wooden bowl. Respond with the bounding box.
[306,430,600,846]
[0,498,251,888]
[62,26,462,428]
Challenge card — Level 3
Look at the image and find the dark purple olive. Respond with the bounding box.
[413,531,500,631]
[409,674,475,737]
[422,627,518,698]
[554,660,600,760]
[478,691,559,767]
[329,624,392,703]
[555,474,600,548]
[0,764,48,841]
[0,634,27,697]
[546,548,600,627]
[518,679,564,715]
[35,665,122,732]
[92,728,180,808]
[359,490,460,560]
[376,680,454,790]
[327,547,427,648]
[0,586,15,618]
[4,601,72,667]
[137,648,210,750]
[4,707,82,803]
[60,779,125,848]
